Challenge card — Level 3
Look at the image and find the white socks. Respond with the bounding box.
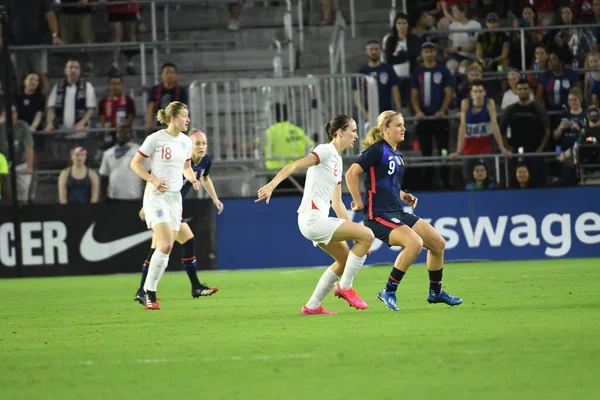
[306,268,339,309]
[143,249,170,292]
[339,251,367,290]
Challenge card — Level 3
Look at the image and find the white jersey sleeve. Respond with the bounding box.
[138,133,157,159]
[311,143,333,166]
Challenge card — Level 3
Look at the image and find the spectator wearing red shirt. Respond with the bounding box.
[99,75,135,146]
[533,0,556,25]
[100,0,139,75]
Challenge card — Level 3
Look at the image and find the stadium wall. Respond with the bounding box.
[0,200,216,277]
[217,187,600,270]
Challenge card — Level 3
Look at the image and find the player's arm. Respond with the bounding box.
[182,160,200,190]
[399,190,418,209]
[57,169,68,204]
[256,153,317,203]
[451,99,469,157]
[89,170,100,203]
[345,163,365,210]
[130,152,164,190]
[487,99,509,153]
[331,182,350,221]
[200,175,224,214]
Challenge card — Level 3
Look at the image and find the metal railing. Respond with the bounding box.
[389,0,407,28]
[328,13,347,75]
[187,74,380,161]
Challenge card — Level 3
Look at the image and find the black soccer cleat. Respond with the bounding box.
[192,284,219,298]
[134,288,145,305]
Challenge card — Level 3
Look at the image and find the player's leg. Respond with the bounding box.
[411,219,462,306]
[326,220,374,309]
[134,233,157,303]
[143,222,175,310]
[302,241,350,315]
[368,216,423,311]
[175,223,218,297]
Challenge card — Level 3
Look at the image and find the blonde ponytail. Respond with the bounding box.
[156,101,188,126]
[362,110,399,149]
[362,127,384,149]
[156,109,168,125]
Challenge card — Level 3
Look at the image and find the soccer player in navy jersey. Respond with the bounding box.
[346,110,462,312]
[134,130,223,303]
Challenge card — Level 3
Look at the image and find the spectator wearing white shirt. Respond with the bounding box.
[99,127,147,201]
[44,59,97,133]
[501,70,534,110]
[446,3,481,62]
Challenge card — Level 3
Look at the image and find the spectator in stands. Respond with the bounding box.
[456,61,483,102]
[500,78,550,187]
[100,0,139,76]
[411,9,438,47]
[257,104,314,170]
[553,87,586,186]
[584,51,600,105]
[59,0,95,76]
[512,164,533,189]
[446,3,481,62]
[0,151,10,204]
[576,0,595,20]
[227,1,245,31]
[99,126,146,201]
[99,75,136,146]
[146,63,188,132]
[15,73,45,133]
[586,0,600,49]
[536,52,580,128]
[452,80,508,182]
[383,13,420,106]
[502,70,534,110]
[534,0,556,26]
[320,0,341,25]
[1,0,63,90]
[45,59,97,134]
[510,5,543,71]
[465,161,498,190]
[435,0,470,30]
[476,12,510,72]
[353,40,402,119]
[527,44,550,92]
[58,146,99,204]
[411,41,453,189]
[0,106,34,205]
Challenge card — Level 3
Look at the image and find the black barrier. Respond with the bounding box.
[0,199,216,278]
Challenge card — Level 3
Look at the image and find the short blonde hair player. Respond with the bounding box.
[130,101,200,310]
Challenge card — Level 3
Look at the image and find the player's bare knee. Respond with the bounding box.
[360,227,375,246]
[430,235,445,255]
[409,235,424,253]
[157,242,173,254]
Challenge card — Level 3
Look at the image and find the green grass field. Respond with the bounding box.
[1,259,599,400]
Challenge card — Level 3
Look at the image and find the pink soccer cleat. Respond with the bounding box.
[301,305,337,315]
[334,284,368,309]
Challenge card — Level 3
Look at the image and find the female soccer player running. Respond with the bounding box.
[130,101,201,310]
[134,130,223,304]
[345,110,462,312]
[256,115,375,315]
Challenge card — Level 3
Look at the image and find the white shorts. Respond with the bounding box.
[143,187,182,231]
[15,163,32,202]
[298,210,345,247]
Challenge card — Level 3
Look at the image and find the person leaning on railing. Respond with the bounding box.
[553,87,586,186]
[146,63,188,133]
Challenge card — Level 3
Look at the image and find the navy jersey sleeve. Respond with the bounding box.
[442,66,453,88]
[592,81,600,98]
[410,69,420,89]
[202,156,212,177]
[388,64,401,87]
[356,143,383,172]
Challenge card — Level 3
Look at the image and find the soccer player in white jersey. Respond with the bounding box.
[256,115,375,315]
[130,101,200,310]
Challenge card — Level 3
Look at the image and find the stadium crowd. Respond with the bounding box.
[1,0,600,205]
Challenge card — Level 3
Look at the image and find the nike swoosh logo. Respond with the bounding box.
[80,223,154,262]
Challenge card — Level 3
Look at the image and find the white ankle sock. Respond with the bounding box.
[339,251,367,290]
[143,249,170,292]
[306,268,339,309]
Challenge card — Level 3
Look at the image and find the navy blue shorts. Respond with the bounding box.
[364,211,421,246]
